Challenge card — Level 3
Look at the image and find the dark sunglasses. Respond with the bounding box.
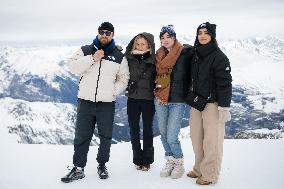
[98,30,112,36]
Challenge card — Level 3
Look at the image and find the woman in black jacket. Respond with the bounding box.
[125,32,156,171]
[186,22,232,185]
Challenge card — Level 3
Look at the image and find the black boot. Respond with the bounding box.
[61,166,85,183]
[97,164,109,179]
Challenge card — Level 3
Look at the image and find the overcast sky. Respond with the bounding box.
[1,0,284,41]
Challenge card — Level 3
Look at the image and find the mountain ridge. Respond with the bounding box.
[0,35,283,144]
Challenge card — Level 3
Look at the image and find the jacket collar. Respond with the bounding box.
[195,42,218,58]
[92,36,116,54]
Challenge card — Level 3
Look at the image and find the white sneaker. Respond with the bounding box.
[170,158,185,179]
[160,156,175,177]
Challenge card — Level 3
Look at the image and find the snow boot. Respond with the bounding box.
[160,156,175,177]
[170,158,185,179]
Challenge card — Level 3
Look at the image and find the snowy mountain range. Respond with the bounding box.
[0,35,284,144]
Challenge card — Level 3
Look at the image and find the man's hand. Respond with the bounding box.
[92,50,104,62]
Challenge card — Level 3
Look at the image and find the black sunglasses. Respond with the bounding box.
[98,30,112,36]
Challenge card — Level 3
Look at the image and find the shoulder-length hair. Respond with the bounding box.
[131,34,152,53]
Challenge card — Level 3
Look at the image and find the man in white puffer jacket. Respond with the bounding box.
[61,22,129,183]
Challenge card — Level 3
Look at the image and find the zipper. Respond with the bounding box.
[78,75,84,91]
[190,78,194,91]
[94,59,103,102]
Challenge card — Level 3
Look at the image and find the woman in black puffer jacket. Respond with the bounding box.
[186,22,232,185]
[124,32,156,171]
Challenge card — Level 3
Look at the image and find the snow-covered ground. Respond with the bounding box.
[0,137,283,189]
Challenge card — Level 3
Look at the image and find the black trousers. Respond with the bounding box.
[127,98,155,166]
[73,99,115,168]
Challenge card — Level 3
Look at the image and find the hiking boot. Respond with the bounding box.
[160,156,175,177]
[141,165,150,171]
[97,164,109,179]
[186,171,198,178]
[196,177,212,185]
[170,158,185,179]
[61,166,85,183]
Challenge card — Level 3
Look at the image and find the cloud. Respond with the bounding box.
[0,0,283,41]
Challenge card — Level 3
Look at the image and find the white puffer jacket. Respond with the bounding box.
[67,45,129,102]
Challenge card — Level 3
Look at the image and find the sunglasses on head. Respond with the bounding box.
[98,30,112,36]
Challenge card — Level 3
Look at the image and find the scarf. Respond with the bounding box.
[154,40,183,103]
[92,36,116,54]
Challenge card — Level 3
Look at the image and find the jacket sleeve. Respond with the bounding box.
[213,54,232,107]
[66,48,95,75]
[114,57,130,96]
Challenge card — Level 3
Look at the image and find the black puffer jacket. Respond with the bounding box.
[190,42,232,107]
[168,45,193,103]
[124,32,156,100]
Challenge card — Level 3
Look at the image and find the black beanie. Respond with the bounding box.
[98,22,114,32]
[197,22,216,38]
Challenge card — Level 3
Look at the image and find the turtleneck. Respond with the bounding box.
[133,51,151,61]
[196,42,218,58]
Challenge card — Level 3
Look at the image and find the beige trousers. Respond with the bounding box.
[189,103,225,183]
